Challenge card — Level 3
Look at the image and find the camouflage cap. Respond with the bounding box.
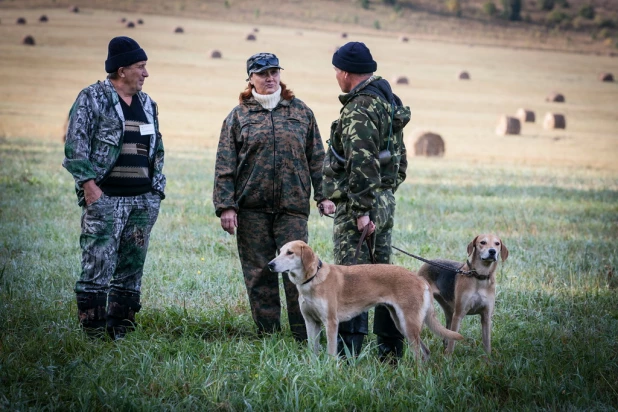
[246,52,283,78]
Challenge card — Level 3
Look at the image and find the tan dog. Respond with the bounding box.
[418,234,508,355]
[268,240,463,359]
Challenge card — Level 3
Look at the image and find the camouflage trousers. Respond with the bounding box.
[236,210,308,341]
[333,188,404,339]
[75,192,161,296]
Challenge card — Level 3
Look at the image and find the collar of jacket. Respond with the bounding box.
[244,96,291,112]
[338,75,382,105]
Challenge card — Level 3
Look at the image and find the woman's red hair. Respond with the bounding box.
[239,81,294,103]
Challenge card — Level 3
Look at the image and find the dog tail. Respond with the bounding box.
[423,291,463,341]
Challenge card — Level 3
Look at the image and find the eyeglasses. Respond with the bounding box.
[250,57,279,71]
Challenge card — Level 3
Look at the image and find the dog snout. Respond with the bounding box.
[488,248,496,256]
[267,261,277,272]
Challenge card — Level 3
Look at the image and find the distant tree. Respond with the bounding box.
[483,1,498,17]
[556,0,570,8]
[578,4,595,20]
[383,0,397,5]
[539,0,554,11]
[502,0,522,21]
[361,0,370,10]
[446,0,462,17]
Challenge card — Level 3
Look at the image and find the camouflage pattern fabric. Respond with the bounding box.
[236,210,308,341]
[213,96,325,218]
[75,192,160,295]
[63,79,166,207]
[322,75,410,218]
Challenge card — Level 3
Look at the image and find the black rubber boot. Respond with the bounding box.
[377,336,405,365]
[76,292,107,338]
[106,290,141,340]
[337,333,366,358]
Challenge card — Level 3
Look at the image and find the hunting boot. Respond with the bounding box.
[76,292,108,338]
[106,290,141,340]
[377,336,405,365]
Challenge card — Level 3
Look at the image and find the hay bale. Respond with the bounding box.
[546,92,565,102]
[246,33,256,41]
[495,115,521,135]
[16,17,27,25]
[458,71,470,80]
[599,72,614,82]
[393,76,409,85]
[22,35,36,46]
[126,21,135,28]
[137,18,144,25]
[174,26,184,33]
[69,5,79,13]
[543,113,566,129]
[399,35,409,42]
[120,17,127,23]
[210,49,222,59]
[39,15,49,23]
[253,27,259,33]
[341,32,348,38]
[413,132,445,157]
[516,108,535,123]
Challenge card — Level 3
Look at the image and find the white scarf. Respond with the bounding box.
[252,87,282,111]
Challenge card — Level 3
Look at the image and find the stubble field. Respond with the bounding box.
[0,5,617,411]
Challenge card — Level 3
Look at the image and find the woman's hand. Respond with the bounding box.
[220,209,238,235]
[318,199,336,216]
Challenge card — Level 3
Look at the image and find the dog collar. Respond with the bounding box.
[461,260,490,280]
[302,259,322,285]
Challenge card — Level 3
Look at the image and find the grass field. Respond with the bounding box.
[1,3,618,411]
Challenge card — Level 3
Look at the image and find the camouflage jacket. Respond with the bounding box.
[62,79,166,206]
[213,96,325,218]
[323,76,410,217]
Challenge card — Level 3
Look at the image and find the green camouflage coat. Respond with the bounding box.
[63,79,166,206]
[213,96,325,218]
[323,76,410,217]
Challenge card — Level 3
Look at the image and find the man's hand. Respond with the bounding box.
[82,180,103,206]
[357,215,375,235]
[318,199,336,216]
[220,209,238,235]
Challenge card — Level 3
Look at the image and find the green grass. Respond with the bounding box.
[1,137,617,410]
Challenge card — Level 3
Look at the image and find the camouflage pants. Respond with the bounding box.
[333,189,404,339]
[75,192,161,295]
[236,210,308,341]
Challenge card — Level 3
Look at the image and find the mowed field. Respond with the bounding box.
[1,7,618,170]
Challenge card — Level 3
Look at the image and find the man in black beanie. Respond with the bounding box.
[322,41,411,362]
[63,36,166,339]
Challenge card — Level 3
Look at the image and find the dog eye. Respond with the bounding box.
[495,242,500,246]
[286,250,293,255]
[480,241,487,245]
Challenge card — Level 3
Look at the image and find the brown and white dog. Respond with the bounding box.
[418,234,508,356]
[268,240,463,359]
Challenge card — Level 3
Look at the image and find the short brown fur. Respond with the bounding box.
[268,241,463,359]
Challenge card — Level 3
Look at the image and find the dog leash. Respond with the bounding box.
[319,205,478,277]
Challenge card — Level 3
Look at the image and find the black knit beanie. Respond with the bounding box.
[105,36,148,73]
[332,42,377,74]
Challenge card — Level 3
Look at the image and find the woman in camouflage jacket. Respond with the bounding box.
[213,53,335,341]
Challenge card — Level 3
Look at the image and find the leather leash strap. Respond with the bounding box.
[352,224,376,265]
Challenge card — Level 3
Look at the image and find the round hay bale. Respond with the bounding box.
[495,115,521,135]
[22,35,35,46]
[174,26,184,33]
[253,27,259,33]
[210,49,222,59]
[516,108,536,123]
[458,71,470,80]
[137,18,144,25]
[39,15,49,23]
[393,76,409,85]
[546,92,565,103]
[399,35,409,42]
[413,132,445,157]
[246,33,256,41]
[543,113,566,130]
[126,21,135,28]
[599,72,614,82]
[69,5,79,13]
[341,32,348,38]
[120,17,127,23]
[16,17,27,25]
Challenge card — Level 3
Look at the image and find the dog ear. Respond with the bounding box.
[467,236,478,256]
[500,240,509,262]
[301,243,315,276]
